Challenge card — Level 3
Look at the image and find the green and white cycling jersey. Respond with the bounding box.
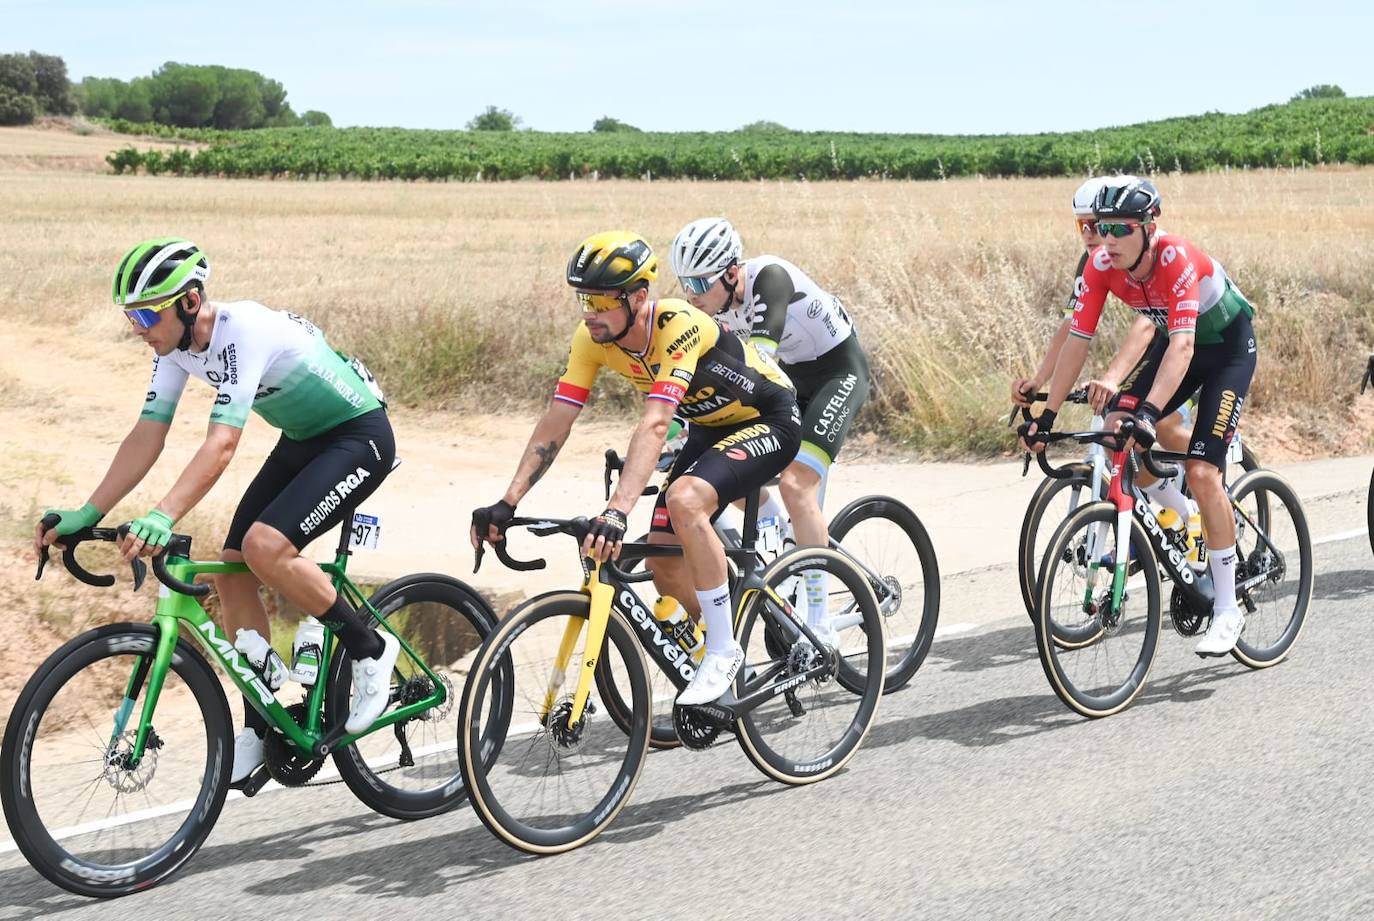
[141,300,383,441]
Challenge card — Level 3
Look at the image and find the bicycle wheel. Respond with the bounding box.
[827,496,940,692]
[733,547,885,783]
[1367,467,1373,559]
[1,623,232,897]
[1226,470,1314,668]
[1017,464,1100,619]
[328,574,500,820]
[1036,502,1162,718]
[458,591,651,854]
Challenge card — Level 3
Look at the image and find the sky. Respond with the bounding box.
[5,0,1372,134]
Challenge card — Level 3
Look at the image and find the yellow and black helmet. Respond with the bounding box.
[566,231,658,292]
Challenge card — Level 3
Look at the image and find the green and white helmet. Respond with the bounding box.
[112,238,210,306]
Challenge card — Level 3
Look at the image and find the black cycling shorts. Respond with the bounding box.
[1110,313,1256,470]
[224,408,396,552]
[650,403,802,535]
[783,333,871,475]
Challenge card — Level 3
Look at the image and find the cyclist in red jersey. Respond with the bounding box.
[1021,178,1258,656]
[1011,176,1189,452]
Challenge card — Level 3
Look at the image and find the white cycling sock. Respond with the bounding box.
[804,571,830,628]
[1146,478,1193,521]
[1208,543,1238,612]
[695,582,735,656]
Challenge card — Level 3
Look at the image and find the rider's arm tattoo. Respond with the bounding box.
[527,440,561,490]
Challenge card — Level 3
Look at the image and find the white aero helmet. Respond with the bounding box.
[670,217,742,289]
[1071,177,1113,216]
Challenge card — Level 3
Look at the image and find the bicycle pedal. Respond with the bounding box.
[231,764,272,798]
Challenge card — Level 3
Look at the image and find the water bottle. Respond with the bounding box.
[234,628,288,690]
[653,596,705,662]
[290,617,325,686]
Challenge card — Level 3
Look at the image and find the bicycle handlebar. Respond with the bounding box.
[472,514,658,583]
[603,448,674,501]
[1028,421,1180,481]
[33,514,211,596]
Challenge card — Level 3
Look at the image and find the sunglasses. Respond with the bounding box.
[1075,217,1099,235]
[576,290,627,314]
[1094,221,1142,238]
[679,267,729,296]
[123,291,185,328]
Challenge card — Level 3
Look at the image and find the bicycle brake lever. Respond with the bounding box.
[1021,452,1031,477]
[473,543,485,574]
[35,512,60,581]
[131,558,147,592]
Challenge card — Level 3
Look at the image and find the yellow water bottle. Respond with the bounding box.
[653,596,705,662]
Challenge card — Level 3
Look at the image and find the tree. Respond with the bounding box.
[115,79,153,123]
[150,62,220,127]
[592,115,641,133]
[1290,84,1345,102]
[466,105,521,131]
[78,77,125,118]
[0,84,38,125]
[738,120,789,133]
[300,109,332,127]
[212,69,265,129]
[28,52,76,114]
[0,53,38,96]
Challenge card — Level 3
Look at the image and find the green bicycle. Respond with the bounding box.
[1,513,505,898]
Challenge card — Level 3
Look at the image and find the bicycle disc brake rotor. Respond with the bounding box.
[542,697,590,752]
[264,703,326,786]
[103,729,160,793]
[403,673,454,723]
[876,574,903,616]
[1169,586,1210,637]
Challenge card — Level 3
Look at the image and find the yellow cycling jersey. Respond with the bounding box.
[554,299,794,426]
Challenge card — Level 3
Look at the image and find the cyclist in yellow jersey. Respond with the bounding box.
[472,232,802,705]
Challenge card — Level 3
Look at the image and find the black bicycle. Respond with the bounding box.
[1363,353,1374,557]
[1031,421,1312,718]
[456,489,886,854]
[602,447,938,748]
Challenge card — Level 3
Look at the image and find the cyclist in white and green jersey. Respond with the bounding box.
[33,238,400,784]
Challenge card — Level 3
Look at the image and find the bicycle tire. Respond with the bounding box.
[458,591,651,854]
[1,623,232,898]
[1017,464,1100,619]
[826,495,940,693]
[1035,502,1162,718]
[1368,467,1373,559]
[1226,470,1314,668]
[733,546,885,783]
[328,574,500,820]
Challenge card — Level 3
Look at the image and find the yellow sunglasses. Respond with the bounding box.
[123,291,185,328]
[576,290,627,314]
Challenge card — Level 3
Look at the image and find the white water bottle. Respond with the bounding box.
[234,628,288,690]
[290,617,325,686]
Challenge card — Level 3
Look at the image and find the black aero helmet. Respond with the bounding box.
[1093,178,1162,222]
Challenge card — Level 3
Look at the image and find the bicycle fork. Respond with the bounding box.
[541,558,614,729]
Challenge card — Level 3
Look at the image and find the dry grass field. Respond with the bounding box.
[2,127,1373,457]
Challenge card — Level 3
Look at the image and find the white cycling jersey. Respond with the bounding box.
[719,256,855,365]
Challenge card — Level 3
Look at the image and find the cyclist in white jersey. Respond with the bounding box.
[33,238,400,785]
[670,218,870,645]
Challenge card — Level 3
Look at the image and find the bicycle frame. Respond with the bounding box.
[522,500,833,731]
[1087,445,1283,620]
[118,544,447,766]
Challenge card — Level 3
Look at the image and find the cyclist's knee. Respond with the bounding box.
[1184,459,1222,496]
[665,478,714,524]
[779,462,821,507]
[241,522,294,572]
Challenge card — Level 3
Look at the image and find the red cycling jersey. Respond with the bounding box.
[1068,232,1254,346]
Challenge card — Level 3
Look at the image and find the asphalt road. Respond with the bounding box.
[2,496,1371,920]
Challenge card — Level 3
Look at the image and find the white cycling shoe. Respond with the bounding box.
[346,632,400,733]
[1196,606,1245,657]
[677,642,744,706]
[230,729,265,784]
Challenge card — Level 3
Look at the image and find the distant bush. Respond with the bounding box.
[592,116,641,133]
[467,105,521,131]
[1291,84,1345,101]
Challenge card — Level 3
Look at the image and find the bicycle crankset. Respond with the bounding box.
[672,704,725,751]
[1169,586,1211,637]
[264,703,327,786]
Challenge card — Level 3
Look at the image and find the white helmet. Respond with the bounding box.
[1071,177,1111,216]
[670,217,742,285]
